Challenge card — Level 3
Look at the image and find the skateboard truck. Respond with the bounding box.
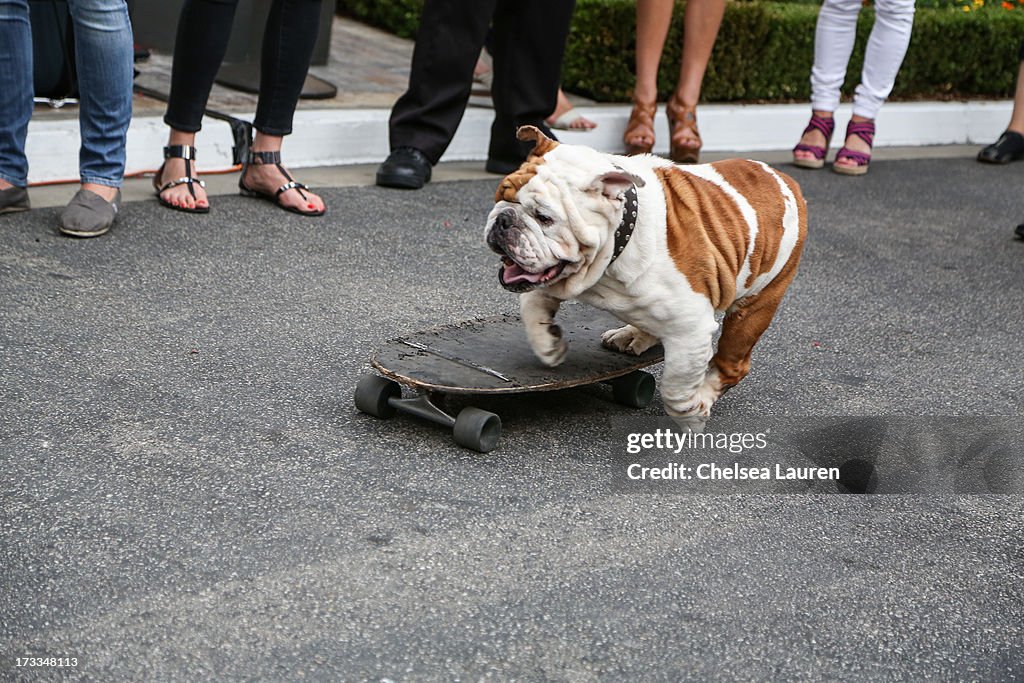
[354,375,502,453]
[354,370,655,454]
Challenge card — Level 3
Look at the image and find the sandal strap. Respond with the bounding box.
[275,180,309,197]
[803,115,836,141]
[667,97,700,135]
[249,150,282,165]
[793,143,828,160]
[846,121,875,146]
[835,147,871,166]
[624,96,657,147]
[159,176,207,192]
[163,145,198,160]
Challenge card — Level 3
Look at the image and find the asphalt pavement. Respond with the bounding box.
[2,156,1023,681]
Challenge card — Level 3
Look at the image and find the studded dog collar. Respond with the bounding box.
[609,184,639,266]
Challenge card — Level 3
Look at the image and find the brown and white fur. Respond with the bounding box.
[485,127,807,418]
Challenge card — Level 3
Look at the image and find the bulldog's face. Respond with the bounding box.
[484,127,644,297]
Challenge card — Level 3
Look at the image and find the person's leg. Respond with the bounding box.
[159,0,241,210]
[666,0,725,159]
[977,44,1024,165]
[239,0,324,214]
[674,0,726,106]
[487,0,575,170]
[1007,57,1024,134]
[794,0,861,163]
[388,0,496,163]
[624,0,673,153]
[67,0,133,198]
[834,0,914,170]
[0,0,32,194]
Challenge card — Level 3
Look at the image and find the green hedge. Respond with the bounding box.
[337,0,1024,102]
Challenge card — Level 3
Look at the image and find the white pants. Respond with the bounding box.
[810,0,916,120]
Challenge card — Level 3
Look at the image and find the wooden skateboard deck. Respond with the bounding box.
[355,303,664,453]
[371,303,664,394]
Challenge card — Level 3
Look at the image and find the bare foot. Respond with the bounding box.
[545,89,597,130]
[156,157,208,211]
[241,157,325,214]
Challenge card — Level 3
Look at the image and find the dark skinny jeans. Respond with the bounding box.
[164,0,322,136]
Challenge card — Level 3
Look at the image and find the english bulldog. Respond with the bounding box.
[484,126,807,418]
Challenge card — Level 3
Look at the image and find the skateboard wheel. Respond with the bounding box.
[354,374,401,418]
[453,407,501,453]
[611,370,656,409]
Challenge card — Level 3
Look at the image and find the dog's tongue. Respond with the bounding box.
[502,262,546,284]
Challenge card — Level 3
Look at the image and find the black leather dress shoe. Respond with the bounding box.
[376,147,432,189]
[977,130,1024,164]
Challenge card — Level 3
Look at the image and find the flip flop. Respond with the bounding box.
[545,108,597,131]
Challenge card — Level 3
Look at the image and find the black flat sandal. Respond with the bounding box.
[238,150,325,217]
[154,144,209,214]
[977,130,1024,164]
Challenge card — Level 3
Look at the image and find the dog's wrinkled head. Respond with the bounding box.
[484,126,645,296]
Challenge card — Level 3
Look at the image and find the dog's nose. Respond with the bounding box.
[487,209,517,252]
[494,209,516,230]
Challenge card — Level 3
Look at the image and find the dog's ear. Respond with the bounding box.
[517,125,559,157]
[592,168,645,200]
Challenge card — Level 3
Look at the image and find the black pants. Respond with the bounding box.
[163,0,322,136]
[389,0,576,165]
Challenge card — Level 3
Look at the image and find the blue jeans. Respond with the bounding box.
[0,0,133,188]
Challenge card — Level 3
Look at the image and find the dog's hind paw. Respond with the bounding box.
[601,325,659,356]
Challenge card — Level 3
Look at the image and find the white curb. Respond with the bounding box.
[25,100,1013,184]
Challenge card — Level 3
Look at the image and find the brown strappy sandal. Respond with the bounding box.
[154,145,209,214]
[623,95,657,156]
[238,150,325,217]
[666,94,702,164]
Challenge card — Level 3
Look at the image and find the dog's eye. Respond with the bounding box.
[534,210,554,226]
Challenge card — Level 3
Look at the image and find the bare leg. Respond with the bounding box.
[625,0,675,153]
[1008,61,1024,134]
[675,0,726,106]
[669,0,726,153]
[634,0,675,104]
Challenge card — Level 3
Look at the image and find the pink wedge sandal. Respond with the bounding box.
[792,114,836,170]
[833,119,875,176]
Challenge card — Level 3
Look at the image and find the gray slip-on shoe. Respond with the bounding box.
[58,188,120,237]
[0,185,30,215]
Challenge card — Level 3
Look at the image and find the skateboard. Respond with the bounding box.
[354,303,665,453]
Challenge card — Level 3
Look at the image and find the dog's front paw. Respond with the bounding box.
[533,323,568,367]
[601,325,659,356]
